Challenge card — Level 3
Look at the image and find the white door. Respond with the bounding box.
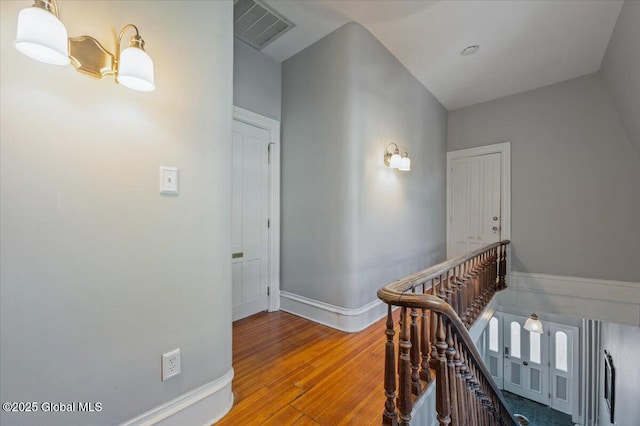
[449,153,501,258]
[549,325,575,415]
[484,316,504,389]
[503,314,550,405]
[231,119,270,321]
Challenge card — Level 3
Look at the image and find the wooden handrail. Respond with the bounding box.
[377,240,516,425]
[380,240,509,295]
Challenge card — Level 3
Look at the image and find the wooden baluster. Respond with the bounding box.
[482,251,491,302]
[498,243,507,289]
[420,306,431,383]
[444,272,452,305]
[461,262,471,326]
[482,251,490,303]
[491,392,500,425]
[410,307,421,396]
[431,284,438,363]
[450,266,459,317]
[450,269,459,318]
[397,307,412,425]
[478,253,487,304]
[483,251,490,302]
[446,323,459,426]
[491,247,498,292]
[463,361,477,426]
[397,308,403,375]
[469,257,480,322]
[455,266,464,319]
[382,305,398,425]
[434,313,451,426]
[453,333,466,425]
[437,275,446,301]
[475,255,483,317]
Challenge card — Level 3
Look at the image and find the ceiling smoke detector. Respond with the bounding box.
[461,44,480,56]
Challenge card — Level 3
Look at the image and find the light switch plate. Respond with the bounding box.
[160,166,178,194]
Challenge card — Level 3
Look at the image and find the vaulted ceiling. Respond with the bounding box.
[261,0,624,110]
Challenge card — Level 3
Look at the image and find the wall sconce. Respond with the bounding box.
[524,311,543,334]
[14,0,155,92]
[384,143,410,171]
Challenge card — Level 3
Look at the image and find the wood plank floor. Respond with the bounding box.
[216,311,389,425]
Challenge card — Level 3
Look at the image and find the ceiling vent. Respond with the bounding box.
[234,0,294,50]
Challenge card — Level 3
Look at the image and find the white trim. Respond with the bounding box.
[232,106,281,313]
[280,291,387,332]
[446,141,511,259]
[409,375,437,426]
[120,368,234,426]
[505,272,640,327]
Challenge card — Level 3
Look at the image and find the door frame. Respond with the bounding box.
[446,141,511,259]
[232,106,280,313]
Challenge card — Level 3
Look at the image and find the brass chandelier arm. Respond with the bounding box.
[115,24,144,76]
[117,24,142,52]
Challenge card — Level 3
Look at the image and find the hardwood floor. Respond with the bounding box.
[216,311,389,425]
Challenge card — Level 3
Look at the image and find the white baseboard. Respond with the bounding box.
[120,368,234,426]
[505,272,640,327]
[279,291,387,332]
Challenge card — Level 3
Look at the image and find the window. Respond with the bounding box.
[555,331,568,372]
[510,321,521,358]
[530,331,541,364]
[489,317,499,352]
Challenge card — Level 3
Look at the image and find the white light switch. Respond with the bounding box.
[160,166,178,194]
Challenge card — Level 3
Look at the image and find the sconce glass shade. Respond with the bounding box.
[117,47,155,92]
[399,155,411,171]
[389,153,402,169]
[15,6,69,65]
[524,312,543,334]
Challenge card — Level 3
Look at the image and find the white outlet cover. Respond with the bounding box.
[160,166,178,195]
[161,348,181,381]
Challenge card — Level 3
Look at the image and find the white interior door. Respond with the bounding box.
[484,316,504,388]
[503,314,550,405]
[549,325,575,415]
[231,119,270,321]
[449,153,501,258]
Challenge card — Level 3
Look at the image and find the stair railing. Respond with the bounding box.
[377,240,515,425]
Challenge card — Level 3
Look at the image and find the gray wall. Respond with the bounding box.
[0,2,233,425]
[448,74,640,283]
[601,0,640,157]
[282,23,447,309]
[234,39,281,120]
[598,321,640,426]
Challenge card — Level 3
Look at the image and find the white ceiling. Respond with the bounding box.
[261,0,624,110]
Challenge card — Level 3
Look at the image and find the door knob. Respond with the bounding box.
[493,216,499,221]
[493,226,499,232]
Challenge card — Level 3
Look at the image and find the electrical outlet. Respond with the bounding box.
[161,348,181,381]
